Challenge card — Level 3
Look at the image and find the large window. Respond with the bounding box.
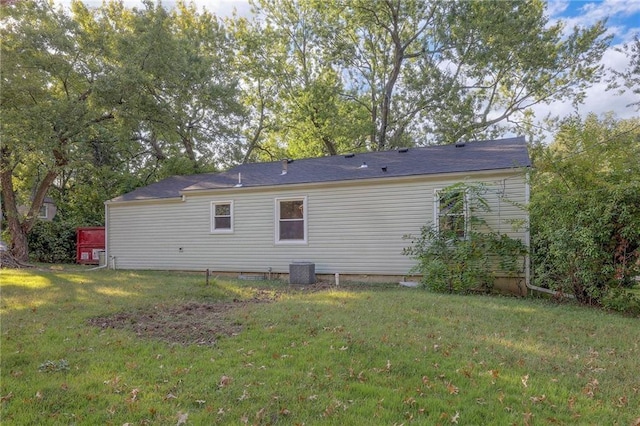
[435,189,468,239]
[276,197,307,243]
[211,201,233,233]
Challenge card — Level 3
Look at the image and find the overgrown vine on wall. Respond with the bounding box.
[403,182,527,294]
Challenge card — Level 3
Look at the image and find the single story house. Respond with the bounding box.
[105,136,531,292]
[16,196,57,221]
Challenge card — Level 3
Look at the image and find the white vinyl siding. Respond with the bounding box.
[211,201,233,233]
[106,170,528,276]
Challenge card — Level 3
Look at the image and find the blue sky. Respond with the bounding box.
[547,0,640,44]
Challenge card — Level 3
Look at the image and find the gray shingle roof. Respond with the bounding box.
[110,136,530,202]
[109,174,206,202]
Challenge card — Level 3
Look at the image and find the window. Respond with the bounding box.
[435,189,468,239]
[276,197,307,243]
[38,205,48,219]
[211,201,233,233]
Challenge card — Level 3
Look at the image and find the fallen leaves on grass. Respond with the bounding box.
[488,369,500,383]
[582,378,599,398]
[446,382,459,395]
[176,411,188,425]
[126,388,139,403]
[530,394,546,404]
[219,375,232,388]
[615,395,628,407]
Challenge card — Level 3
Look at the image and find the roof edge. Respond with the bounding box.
[178,167,529,197]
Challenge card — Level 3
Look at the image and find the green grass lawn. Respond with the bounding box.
[1,267,639,425]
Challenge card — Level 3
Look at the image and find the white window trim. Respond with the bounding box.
[38,204,48,219]
[275,196,308,245]
[210,200,234,233]
[434,188,469,239]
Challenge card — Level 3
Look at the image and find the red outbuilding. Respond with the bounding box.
[76,227,105,265]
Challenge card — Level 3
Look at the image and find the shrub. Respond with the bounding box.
[28,220,77,263]
[530,115,640,306]
[600,287,640,316]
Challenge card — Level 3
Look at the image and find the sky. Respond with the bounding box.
[59,0,640,130]
[540,0,640,124]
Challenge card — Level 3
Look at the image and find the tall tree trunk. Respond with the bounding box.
[375,3,403,151]
[181,134,199,171]
[1,146,28,262]
[1,145,62,262]
[243,83,267,164]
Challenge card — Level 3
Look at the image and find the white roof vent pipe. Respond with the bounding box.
[281,159,288,175]
[234,172,243,187]
[359,162,368,169]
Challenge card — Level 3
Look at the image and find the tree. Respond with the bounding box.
[1,0,243,261]
[1,1,119,261]
[76,0,245,171]
[233,0,371,160]
[610,34,640,111]
[530,114,640,310]
[248,0,611,150]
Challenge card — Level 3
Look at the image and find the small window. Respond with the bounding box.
[435,189,467,239]
[38,205,48,219]
[276,197,307,244]
[211,201,233,233]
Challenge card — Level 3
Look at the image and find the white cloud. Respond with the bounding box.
[582,0,640,20]
[549,0,640,41]
[530,46,637,142]
[545,0,570,18]
[535,0,639,139]
[58,0,252,17]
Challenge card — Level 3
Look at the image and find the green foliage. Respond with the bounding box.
[27,220,77,264]
[601,287,640,316]
[530,115,640,310]
[404,183,527,294]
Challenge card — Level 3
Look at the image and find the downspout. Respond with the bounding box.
[524,170,531,292]
[523,169,574,298]
[104,201,108,268]
[88,262,107,271]
[105,202,117,270]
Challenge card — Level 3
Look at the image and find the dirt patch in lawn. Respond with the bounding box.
[87,289,280,347]
[87,281,383,347]
[88,301,246,346]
